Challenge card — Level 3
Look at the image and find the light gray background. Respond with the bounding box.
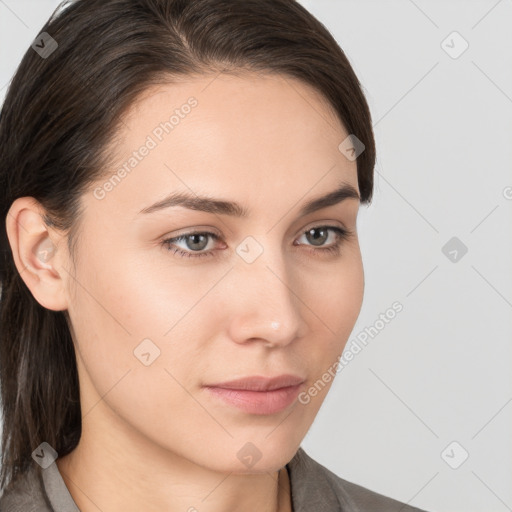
[1,1,511,511]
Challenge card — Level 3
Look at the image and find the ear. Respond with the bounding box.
[5,197,70,311]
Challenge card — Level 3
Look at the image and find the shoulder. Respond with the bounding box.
[0,464,52,512]
[287,447,430,512]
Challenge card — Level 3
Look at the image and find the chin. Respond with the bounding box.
[222,435,303,474]
[172,435,299,475]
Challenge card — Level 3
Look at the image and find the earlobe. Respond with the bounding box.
[5,197,69,311]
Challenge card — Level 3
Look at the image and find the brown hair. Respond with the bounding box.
[0,0,375,490]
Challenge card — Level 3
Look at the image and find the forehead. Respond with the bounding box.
[121,72,348,149]
[87,72,358,221]
[126,71,343,131]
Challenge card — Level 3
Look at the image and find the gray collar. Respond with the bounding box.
[41,462,80,512]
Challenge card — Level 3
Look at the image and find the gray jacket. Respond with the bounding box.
[0,447,429,511]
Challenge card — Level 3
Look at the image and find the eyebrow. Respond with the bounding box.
[138,181,360,217]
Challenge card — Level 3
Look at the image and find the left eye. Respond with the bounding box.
[162,232,219,258]
[161,225,351,259]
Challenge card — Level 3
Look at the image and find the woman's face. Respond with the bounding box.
[62,72,364,472]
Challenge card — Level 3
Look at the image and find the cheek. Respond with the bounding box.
[304,243,364,340]
[300,248,364,380]
[64,255,199,436]
[64,264,135,410]
[291,264,363,418]
[63,243,155,386]
[326,258,364,336]
[65,243,205,386]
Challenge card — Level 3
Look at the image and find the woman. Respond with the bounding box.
[0,0,430,510]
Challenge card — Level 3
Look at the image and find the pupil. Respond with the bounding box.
[188,234,208,251]
[308,228,327,246]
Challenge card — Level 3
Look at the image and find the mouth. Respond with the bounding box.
[203,374,306,415]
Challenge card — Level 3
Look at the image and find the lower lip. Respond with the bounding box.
[204,384,304,415]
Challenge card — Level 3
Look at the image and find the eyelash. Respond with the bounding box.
[160,225,352,259]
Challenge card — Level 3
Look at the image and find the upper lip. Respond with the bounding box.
[205,374,306,392]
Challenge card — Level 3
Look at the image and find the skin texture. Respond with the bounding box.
[7,72,365,512]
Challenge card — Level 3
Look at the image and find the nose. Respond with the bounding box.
[226,248,307,348]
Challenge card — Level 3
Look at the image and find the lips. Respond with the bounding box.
[204,374,306,392]
[203,374,306,415]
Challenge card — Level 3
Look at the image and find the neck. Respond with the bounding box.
[56,401,292,512]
